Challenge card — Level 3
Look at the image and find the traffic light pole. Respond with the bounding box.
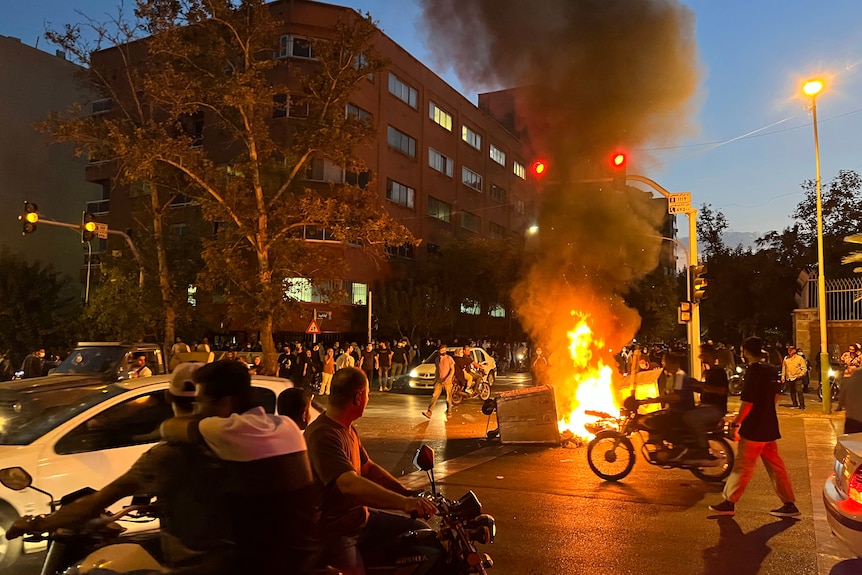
[627,175,701,379]
[33,218,144,287]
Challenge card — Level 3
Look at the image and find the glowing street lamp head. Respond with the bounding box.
[803,79,824,97]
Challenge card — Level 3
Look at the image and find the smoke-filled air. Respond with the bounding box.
[420,0,703,425]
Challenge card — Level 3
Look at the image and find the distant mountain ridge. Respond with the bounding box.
[678,231,760,253]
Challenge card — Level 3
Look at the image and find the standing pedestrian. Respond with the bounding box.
[321,348,335,395]
[171,337,191,356]
[195,338,211,353]
[422,344,454,421]
[531,347,550,386]
[336,344,356,370]
[838,367,862,434]
[277,344,293,379]
[377,342,393,391]
[20,348,45,379]
[391,340,408,384]
[359,343,379,391]
[781,345,807,410]
[709,337,800,517]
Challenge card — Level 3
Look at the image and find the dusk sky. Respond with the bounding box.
[2,0,861,238]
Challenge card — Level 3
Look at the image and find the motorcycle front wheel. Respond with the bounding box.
[479,383,491,400]
[689,437,735,482]
[586,431,635,482]
[728,376,743,396]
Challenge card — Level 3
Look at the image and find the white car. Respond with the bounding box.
[396,346,498,392]
[823,432,862,556]
[0,374,294,567]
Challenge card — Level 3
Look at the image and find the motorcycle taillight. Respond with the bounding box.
[848,464,862,505]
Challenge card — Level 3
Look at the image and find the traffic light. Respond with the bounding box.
[610,151,627,190]
[530,159,548,179]
[678,301,692,324]
[82,212,97,243]
[690,263,708,302]
[19,201,39,234]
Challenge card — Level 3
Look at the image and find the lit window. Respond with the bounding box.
[489,304,506,318]
[388,73,418,109]
[462,125,481,150]
[275,35,314,59]
[352,283,368,305]
[461,211,480,232]
[187,285,197,307]
[387,126,416,158]
[462,166,483,192]
[428,196,451,222]
[514,161,526,180]
[429,148,453,177]
[284,278,313,302]
[490,144,506,166]
[386,179,415,208]
[461,299,481,315]
[429,101,453,131]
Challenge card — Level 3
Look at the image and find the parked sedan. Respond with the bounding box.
[823,432,862,556]
[0,374,294,567]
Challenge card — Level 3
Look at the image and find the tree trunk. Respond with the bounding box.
[261,313,277,374]
[151,188,177,365]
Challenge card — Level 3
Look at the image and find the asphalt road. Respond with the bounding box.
[9,373,862,574]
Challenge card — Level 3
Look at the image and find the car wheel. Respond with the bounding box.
[0,503,23,568]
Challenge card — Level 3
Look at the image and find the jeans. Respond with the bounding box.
[379,366,392,390]
[391,362,406,380]
[324,510,431,575]
[723,438,795,504]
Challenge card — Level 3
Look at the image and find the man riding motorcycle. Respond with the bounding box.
[5,363,235,574]
[635,352,715,463]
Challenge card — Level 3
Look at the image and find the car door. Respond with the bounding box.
[36,387,172,509]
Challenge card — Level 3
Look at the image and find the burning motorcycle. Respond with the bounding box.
[584,396,735,483]
[452,368,493,404]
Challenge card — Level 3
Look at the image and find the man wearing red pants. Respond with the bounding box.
[708,336,800,518]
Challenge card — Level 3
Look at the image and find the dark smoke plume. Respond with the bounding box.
[420,0,702,404]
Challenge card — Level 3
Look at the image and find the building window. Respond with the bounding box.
[288,96,309,118]
[386,179,415,208]
[179,112,204,147]
[91,98,113,115]
[461,299,481,315]
[514,160,526,180]
[386,244,415,259]
[490,183,506,203]
[489,304,506,318]
[353,52,373,79]
[346,103,372,121]
[429,101,452,131]
[273,94,288,118]
[388,73,418,108]
[514,198,525,214]
[461,125,481,150]
[387,126,416,158]
[187,285,197,307]
[489,221,506,238]
[276,35,314,59]
[169,223,189,237]
[427,196,451,223]
[352,282,368,305]
[461,211,480,233]
[490,144,506,166]
[284,277,313,302]
[426,243,440,255]
[305,158,344,183]
[462,166,483,192]
[428,148,453,177]
[345,170,371,189]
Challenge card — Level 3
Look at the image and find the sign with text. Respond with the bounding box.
[95,222,109,239]
[667,192,692,214]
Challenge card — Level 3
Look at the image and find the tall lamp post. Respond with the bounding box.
[803,78,831,414]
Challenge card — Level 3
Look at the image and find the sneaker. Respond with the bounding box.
[708,500,735,515]
[770,502,801,517]
[422,410,432,419]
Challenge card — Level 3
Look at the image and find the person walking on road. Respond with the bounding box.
[359,343,379,391]
[781,345,807,409]
[709,337,800,518]
[423,344,454,421]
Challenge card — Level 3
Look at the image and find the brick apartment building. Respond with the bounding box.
[83,0,540,342]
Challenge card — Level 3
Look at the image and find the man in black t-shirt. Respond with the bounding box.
[709,337,800,518]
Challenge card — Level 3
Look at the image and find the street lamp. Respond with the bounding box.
[803,78,830,414]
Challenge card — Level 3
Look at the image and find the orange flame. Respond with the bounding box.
[557,312,619,439]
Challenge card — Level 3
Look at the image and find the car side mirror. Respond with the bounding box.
[0,467,33,491]
[412,444,434,471]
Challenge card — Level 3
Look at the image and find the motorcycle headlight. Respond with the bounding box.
[466,514,496,544]
[828,369,836,378]
[735,366,743,374]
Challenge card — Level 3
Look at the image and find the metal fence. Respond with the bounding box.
[801,276,862,320]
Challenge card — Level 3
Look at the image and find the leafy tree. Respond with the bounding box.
[0,249,82,369]
[43,1,413,368]
[80,262,162,343]
[376,282,451,342]
[626,267,683,343]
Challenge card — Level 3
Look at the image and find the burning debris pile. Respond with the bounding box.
[420,0,702,438]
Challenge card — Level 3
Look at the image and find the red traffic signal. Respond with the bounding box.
[610,151,627,190]
[611,152,626,168]
[531,160,548,178]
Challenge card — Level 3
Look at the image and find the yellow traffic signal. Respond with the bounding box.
[82,212,97,243]
[19,202,39,234]
[690,264,708,302]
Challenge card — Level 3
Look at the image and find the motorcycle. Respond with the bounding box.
[727,365,744,396]
[817,367,841,402]
[1,444,495,575]
[585,396,735,483]
[452,368,493,404]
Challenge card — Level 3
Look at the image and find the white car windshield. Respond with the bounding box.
[0,384,126,445]
[53,347,129,376]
